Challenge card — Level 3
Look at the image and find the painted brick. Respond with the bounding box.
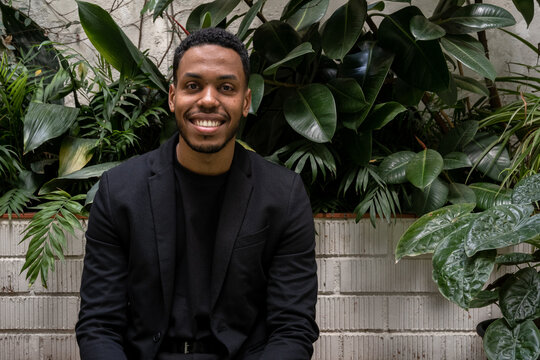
[313,334,342,360]
[317,296,387,331]
[343,334,445,360]
[340,258,438,293]
[0,334,39,359]
[0,296,79,330]
[445,334,486,360]
[316,258,339,294]
[387,295,495,331]
[40,334,80,360]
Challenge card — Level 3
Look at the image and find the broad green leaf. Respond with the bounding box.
[512,173,540,204]
[392,77,424,106]
[280,0,313,20]
[360,102,407,131]
[85,180,100,206]
[484,319,540,360]
[23,102,79,154]
[464,133,511,182]
[432,221,496,309]
[410,15,446,40]
[469,289,499,308]
[395,203,475,261]
[321,0,367,60]
[283,84,337,143]
[185,0,242,30]
[237,0,266,41]
[58,137,96,177]
[263,42,314,75]
[496,251,540,265]
[453,75,489,96]
[439,120,478,155]
[253,21,301,64]
[436,72,458,106]
[469,182,513,210]
[378,151,415,184]
[326,78,367,113]
[443,152,472,170]
[406,149,444,189]
[465,204,537,256]
[378,6,449,92]
[248,74,264,115]
[448,183,476,204]
[77,1,167,93]
[411,178,449,216]
[432,0,464,20]
[512,0,535,26]
[286,0,329,31]
[341,42,394,128]
[441,4,516,34]
[441,35,496,81]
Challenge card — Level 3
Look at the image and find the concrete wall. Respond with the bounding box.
[1,217,521,359]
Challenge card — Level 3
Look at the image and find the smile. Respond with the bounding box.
[193,119,222,128]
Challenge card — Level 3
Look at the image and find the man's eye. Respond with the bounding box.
[221,84,233,91]
[186,83,198,90]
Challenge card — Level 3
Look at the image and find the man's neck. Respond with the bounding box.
[176,138,235,176]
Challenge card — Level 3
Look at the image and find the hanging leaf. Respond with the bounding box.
[263,42,314,75]
[286,0,329,31]
[378,151,415,184]
[237,0,267,41]
[326,78,367,113]
[443,152,472,170]
[411,178,449,216]
[500,267,540,326]
[283,84,337,143]
[440,4,516,34]
[141,0,173,21]
[512,173,540,205]
[185,0,242,31]
[58,137,97,177]
[406,149,444,189]
[448,183,476,204]
[395,203,476,261]
[23,102,79,154]
[483,319,540,360]
[453,75,489,96]
[410,15,446,40]
[248,74,264,115]
[378,6,449,92]
[465,204,537,256]
[440,35,496,81]
[512,0,535,26]
[253,21,301,64]
[321,0,367,60]
[439,120,478,155]
[281,0,314,20]
[360,102,407,131]
[469,289,499,308]
[469,182,513,210]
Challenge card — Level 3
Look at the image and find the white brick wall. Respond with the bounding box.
[0,217,496,359]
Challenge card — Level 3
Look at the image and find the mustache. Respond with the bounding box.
[185,111,229,121]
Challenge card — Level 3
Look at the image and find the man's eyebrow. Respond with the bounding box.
[182,72,239,81]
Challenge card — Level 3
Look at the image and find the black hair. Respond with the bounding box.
[172,27,250,85]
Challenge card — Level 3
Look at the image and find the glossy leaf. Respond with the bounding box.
[469,182,513,210]
[378,151,415,184]
[237,0,266,41]
[286,0,329,31]
[253,21,301,64]
[443,152,472,170]
[448,183,476,205]
[142,0,173,20]
[465,204,537,256]
[410,15,446,40]
[513,0,535,26]
[441,4,516,34]
[283,84,337,143]
[484,319,540,360]
[77,1,167,93]
[495,251,540,266]
[321,0,367,60]
[85,180,100,206]
[58,137,96,177]
[411,178,449,216]
[439,120,478,155]
[432,0,462,20]
[186,0,241,30]
[464,133,511,182]
[469,289,499,308]
[248,74,264,115]
[512,173,540,205]
[263,42,314,75]
[406,149,444,189]
[378,6,449,92]
[361,102,407,131]
[326,78,367,113]
[281,0,313,20]
[395,203,475,261]
[432,221,496,309]
[441,35,496,80]
[453,75,489,96]
[23,102,79,154]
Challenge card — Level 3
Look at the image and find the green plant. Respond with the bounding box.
[395,173,540,360]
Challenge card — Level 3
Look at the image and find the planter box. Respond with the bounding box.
[0,217,508,359]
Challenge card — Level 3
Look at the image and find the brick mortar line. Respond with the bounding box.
[318,330,481,335]
[316,254,391,259]
[0,293,81,297]
[0,256,84,259]
[317,292,441,296]
[0,330,76,335]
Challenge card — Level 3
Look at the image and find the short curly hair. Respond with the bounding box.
[172,27,250,85]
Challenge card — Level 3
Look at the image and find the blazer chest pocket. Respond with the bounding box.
[233,225,269,250]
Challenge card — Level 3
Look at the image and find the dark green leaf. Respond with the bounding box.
[513,0,535,26]
[453,74,489,96]
[185,0,242,31]
[85,181,100,206]
[406,149,444,189]
[464,133,511,182]
[237,0,266,41]
[253,21,301,64]
[469,182,513,210]
[378,151,415,184]
[512,173,540,205]
[410,15,446,40]
[59,162,121,179]
[367,1,384,11]
[263,42,314,75]
[469,289,499,308]
[342,130,371,166]
[411,178,449,215]
[321,0,367,60]
[496,252,540,266]
[443,152,472,170]
[326,78,367,113]
[448,183,476,204]
[439,120,478,155]
[286,0,329,31]
[441,35,496,80]
[484,319,540,360]
[392,77,424,106]
[281,0,313,20]
[360,102,406,131]
[283,84,337,143]
[248,74,264,115]
[441,4,516,34]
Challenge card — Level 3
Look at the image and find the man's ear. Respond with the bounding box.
[242,88,252,117]
[168,83,176,113]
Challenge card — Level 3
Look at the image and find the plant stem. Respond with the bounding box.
[366,16,378,36]
[422,93,450,133]
[243,0,267,23]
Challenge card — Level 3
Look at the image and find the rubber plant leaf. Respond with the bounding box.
[453,75,489,96]
[440,4,516,34]
[443,152,472,170]
[439,120,478,155]
[286,0,329,31]
[410,15,446,40]
[248,74,264,115]
[263,42,314,75]
[463,132,511,182]
[360,101,406,131]
[406,149,444,189]
[378,151,415,184]
[185,0,242,31]
[440,35,496,81]
[448,183,476,205]
[411,178,449,216]
[253,21,301,64]
[483,319,540,360]
[326,78,367,113]
[237,0,266,41]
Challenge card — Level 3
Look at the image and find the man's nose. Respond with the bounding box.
[198,86,219,109]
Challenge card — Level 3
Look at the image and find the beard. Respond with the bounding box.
[177,113,239,154]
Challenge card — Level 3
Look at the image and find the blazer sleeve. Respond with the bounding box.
[76,172,129,360]
[260,174,319,360]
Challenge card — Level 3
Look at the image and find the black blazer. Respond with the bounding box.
[76,135,319,360]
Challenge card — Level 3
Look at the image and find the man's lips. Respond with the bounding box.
[186,113,228,131]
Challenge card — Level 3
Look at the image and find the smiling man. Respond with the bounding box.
[76,28,319,360]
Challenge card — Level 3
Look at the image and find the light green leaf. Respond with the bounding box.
[410,15,446,40]
[448,183,476,204]
[248,74,264,115]
[441,4,516,34]
[263,42,314,75]
[441,35,496,81]
[326,78,367,113]
[469,182,513,210]
[58,137,96,177]
[378,151,415,184]
[286,0,329,31]
[23,102,79,154]
[443,152,472,170]
[283,84,337,143]
[406,149,444,189]
[484,319,540,360]
[512,173,540,204]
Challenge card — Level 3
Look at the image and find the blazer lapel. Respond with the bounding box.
[210,145,253,308]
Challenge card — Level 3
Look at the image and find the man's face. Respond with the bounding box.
[168,44,251,154]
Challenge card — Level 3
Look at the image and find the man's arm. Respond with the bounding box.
[261,174,319,360]
[76,172,129,360]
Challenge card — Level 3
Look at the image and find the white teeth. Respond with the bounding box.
[194,119,221,127]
